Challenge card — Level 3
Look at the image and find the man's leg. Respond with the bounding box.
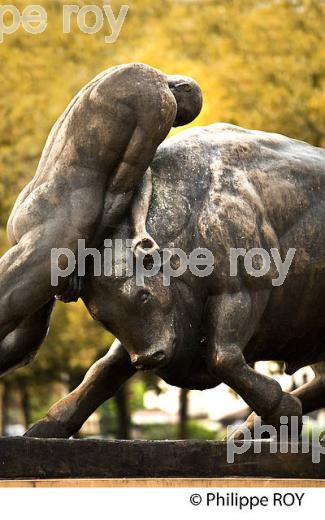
[24,340,135,438]
[0,299,55,376]
[0,226,76,342]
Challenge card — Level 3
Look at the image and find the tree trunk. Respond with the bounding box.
[20,386,31,430]
[114,384,131,439]
[178,388,189,439]
[0,382,5,436]
[0,382,10,436]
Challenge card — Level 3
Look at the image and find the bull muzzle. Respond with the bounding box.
[131,341,175,371]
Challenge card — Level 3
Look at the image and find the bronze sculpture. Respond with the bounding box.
[22,124,325,440]
[0,63,202,375]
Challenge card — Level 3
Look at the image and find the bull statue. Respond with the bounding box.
[25,123,325,439]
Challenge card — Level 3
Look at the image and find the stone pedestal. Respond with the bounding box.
[0,438,324,480]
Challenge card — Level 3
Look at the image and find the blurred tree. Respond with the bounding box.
[178,388,189,439]
[114,385,131,439]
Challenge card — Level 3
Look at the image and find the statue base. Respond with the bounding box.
[0,438,324,480]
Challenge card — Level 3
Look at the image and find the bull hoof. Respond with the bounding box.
[24,414,72,439]
[263,393,302,433]
[227,412,257,441]
[227,394,303,441]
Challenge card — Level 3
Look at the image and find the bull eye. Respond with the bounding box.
[139,290,151,304]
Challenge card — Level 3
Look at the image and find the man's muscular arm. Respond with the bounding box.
[131,168,159,255]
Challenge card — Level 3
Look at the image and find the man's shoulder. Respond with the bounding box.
[89,63,169,107]
[97,63,166,86]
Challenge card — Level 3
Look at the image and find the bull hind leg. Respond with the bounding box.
[0,299,55,377]
[24,340,135,438]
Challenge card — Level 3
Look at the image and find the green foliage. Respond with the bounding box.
[133,420,223,441]
[98,398,120,437]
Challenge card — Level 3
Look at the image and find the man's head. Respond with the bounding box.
[167,75,203,127]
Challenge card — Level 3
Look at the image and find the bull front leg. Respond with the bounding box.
[234,362,325,438]
[24,340,135,438]
[205,289,302,439]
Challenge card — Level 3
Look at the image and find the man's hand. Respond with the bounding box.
[132,232,160,258]
[56,271,84,303]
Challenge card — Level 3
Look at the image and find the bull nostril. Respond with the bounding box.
[131,351,167,370]
[131,355,147,371]
[152,350,166,362]
[131,355,142,369]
